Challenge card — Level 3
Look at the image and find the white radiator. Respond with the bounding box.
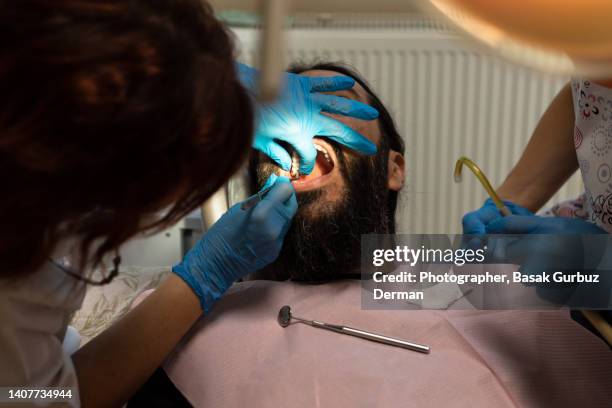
[232,24,582,233]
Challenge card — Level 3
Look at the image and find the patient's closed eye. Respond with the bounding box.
[332,89,361,102]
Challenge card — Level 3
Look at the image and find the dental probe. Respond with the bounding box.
[240,185,274,211]
[277,305,430,354]
[454,156,511,216]
[241,155,299,211]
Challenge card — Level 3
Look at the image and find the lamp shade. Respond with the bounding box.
[427,0,612,77]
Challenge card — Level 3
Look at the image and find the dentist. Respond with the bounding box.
[0,1,377,407]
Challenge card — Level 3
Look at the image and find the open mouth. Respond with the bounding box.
[290,138,336,192]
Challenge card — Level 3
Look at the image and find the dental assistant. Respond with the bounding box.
[462,81,612,239]
[0,1,378,407]
[462,80,612,318]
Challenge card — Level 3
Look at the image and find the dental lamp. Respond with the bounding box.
[426,0,612,78]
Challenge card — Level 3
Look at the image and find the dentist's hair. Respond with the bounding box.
[0,0,253,279]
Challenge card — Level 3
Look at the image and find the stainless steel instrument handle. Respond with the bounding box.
[341,326,430,354]
[311,321,430,354]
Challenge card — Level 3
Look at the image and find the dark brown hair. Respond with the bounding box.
[0,0,253,278]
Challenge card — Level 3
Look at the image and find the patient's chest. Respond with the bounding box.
[163,281,612,408]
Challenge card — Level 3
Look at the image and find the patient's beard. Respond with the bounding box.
[251,144,392,282]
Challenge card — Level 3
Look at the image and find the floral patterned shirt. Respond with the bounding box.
[571,79,612,232]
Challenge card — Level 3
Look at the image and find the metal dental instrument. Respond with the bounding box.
[277,305,430,354]
[241,149,299,211]
[240,185,274,211]
[454,156,511,216]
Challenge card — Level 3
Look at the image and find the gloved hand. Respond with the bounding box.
[485,215,608,306]
[462,198,533,235]
[236,62,378,174]
[173,175,297,313]
[486,214,607,235]
[485,214,607,270]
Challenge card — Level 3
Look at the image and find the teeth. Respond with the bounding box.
[290,151,299,180]
[314,144,332,165]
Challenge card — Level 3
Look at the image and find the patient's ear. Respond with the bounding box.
[387,150,405,191]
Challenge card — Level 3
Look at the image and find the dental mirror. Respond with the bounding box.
[276,305,430,354]
[277,305,292,327]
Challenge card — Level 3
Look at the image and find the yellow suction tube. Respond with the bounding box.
[453,156,511,216]
[454,156,611,346]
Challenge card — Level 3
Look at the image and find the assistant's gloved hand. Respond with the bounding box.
[236,62,378,174]
[485,214,607,270]
[486,214,607,235]
[462,198,533,235]
[173,175,297,313]
[486,215,608,306]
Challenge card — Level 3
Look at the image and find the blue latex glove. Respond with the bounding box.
[237,63,378,174]
[485,215,609,306]
[462,198,533,235]
[486,214,607,235]
[173,175,297,313]
[485,214,607,271]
